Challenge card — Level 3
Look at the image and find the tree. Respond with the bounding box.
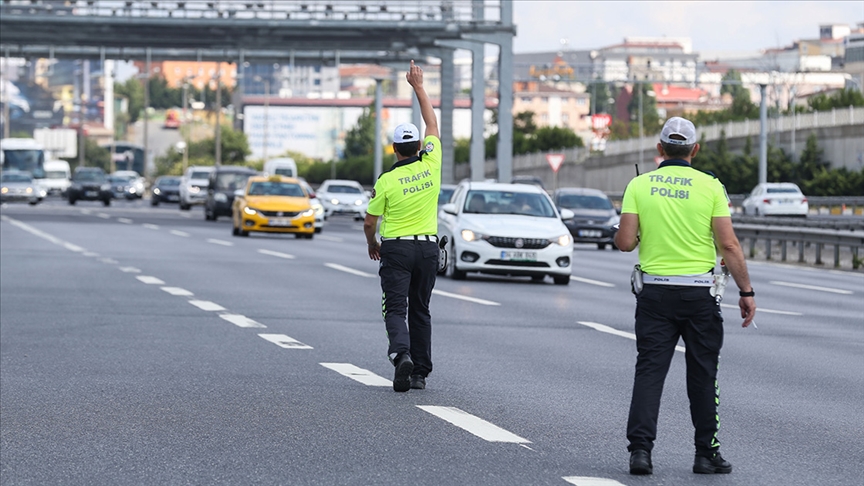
[530,126,584,152]
[588,79,615,115]
[114,78,144,123]
[344,104,377,158]
[808,88,864,112]
[627,83,661,137]
[154,124,251,176]
[62,137,111,172]
[720,69,750,100]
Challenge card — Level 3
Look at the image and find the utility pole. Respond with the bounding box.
[758,84,768,186]
[215,67,222,167]
[143,47,150,176]
[638,80,644,170]
[263,77,269,164]
[2,48,9,139]
[373,78,383,180]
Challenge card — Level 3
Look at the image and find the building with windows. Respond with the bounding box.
[512,81,590,133]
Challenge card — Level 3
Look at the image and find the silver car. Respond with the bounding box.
[1,170,44,205]
[317,179,369,221]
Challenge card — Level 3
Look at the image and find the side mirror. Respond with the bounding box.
[442,203,457,215]
[559,208,575,220]
[365,190,372,198]
[616,207,621,215]
[233,189,244,198]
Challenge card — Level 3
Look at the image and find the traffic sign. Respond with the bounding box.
[546,153,565,173]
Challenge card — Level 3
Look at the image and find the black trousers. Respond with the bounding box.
[379,239,438,377]
[626,285,724,457]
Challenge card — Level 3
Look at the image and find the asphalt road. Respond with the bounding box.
[2,198,862,485]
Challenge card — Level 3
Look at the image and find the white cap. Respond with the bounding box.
[660,117,697,145]
[393,123,420,143]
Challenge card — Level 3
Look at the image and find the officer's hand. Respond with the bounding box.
[368,242,381,261]
[406,60,423,89]
[739,296,756,328]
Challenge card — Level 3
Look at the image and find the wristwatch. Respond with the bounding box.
[739,289,755,297]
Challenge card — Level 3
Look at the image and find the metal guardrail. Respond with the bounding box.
[734,224,864,269]
[732,215,864,231]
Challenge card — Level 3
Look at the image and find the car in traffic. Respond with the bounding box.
[179,165,214,210]
[553,187,620,250]
[163,109,181,129]
[438,181,575,285]
[107,174,135,200]
[231,175,316,239]
[111,170,145,199]
[41,160,72,196]
[742,182,809,217]
[438,183,457,206]
[511,175,546,191]
[297,177,325,233]
[317,179,368,220]
[204,166,258,221]
[1,170,43,205]
[151,175,182,206]
[67,167,112,206]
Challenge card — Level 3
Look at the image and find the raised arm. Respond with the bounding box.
[406,60,439,139]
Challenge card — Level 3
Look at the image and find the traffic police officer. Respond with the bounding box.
[615,117,757,475]
[364,60,441,393]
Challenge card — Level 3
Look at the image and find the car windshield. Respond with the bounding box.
[325,185,362,194]
[74,171,105,182]
[557,194,613,210]
[158,178,181,186]
[273,168,294,177]
[109,175,132,183]
[190,171,210,179]
[214,172,252,191]
[45,171,68,179]
[2,173,32,183]
[247,181,305,197]
[766,187,801,194]
[463,190,556,218]
[438,187,455,205]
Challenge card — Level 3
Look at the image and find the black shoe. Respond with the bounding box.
[392,354,413,392]
[410,375,426,390]
[693,452,732,474]
[629,450,653,475]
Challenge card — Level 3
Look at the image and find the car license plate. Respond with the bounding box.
[85,191,97,197]
[500,250,537,261]
[269,218,293,227]
[578,229,602,238]
[167,195,178,201]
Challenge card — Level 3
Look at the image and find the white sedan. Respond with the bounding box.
[438,181,575,285]
[742,182,809,217]
[317,179,369,221]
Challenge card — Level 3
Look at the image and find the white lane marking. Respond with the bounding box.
[179,212,192,218]
[258,249,295,259]
[207,238,234,247]
[64,242,85,252]
[2,216,65,246]
[100,258,118,264]
[80,209,92,214]
[417,406,531,444]
[136,276,165,285]
[119,267,141,273]
[562,477,627,486]
[97,213,111,219]
[170,230,190,237]
[432,289,501,306]
[142,223,160,230]
[720,303,803,316]
[316,234,344,242]
[117,218,133,224]
[319,363,392,387]
[220,314,266,328]
[82,251,100,257]
[324,262,376,278]
[570,275,616,287]
[161,286,194,296]
[258,333,313,349]
[578,321,685,353]
[188,300,226,311]
[769,280,854,295]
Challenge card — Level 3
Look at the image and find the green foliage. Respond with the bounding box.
[588,79,615,115]
[627,84,661,135]
[485,110,583,159]
[62,137,111,172]
[807,88,864,111]
[344,104,377,159]
[454,138,470,164]
[153,124,251,176]
[114,78,144,124]
[720,69,750,100]
[531,126,584,151]
[114,76,234,123]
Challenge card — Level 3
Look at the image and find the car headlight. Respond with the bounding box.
[300,208,315,218]
[101,184,111,191]
[129,187,137,194]
[1,187,8,194]
[153,188,161,195]
[555,234,572,246]
[461,229,485,242]
[214,193,228,203]
[354,199,364,206]
[606,215,620,225]
[243,206,257,215]
[25,187,33,194]
[188,186,200,194]
[330,198,339,205]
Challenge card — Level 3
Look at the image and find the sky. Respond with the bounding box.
[512,1,864,56]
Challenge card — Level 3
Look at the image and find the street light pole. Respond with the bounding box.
[263,78,269,164]
[638,80,644,170]
[215,68,222,167]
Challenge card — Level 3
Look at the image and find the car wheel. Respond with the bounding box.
[180,203,190,211]
[305,233,314,240]
[611,242,618,251]
[314,227,322,234]
[531,275,545,283]
[240,229,249,237]
[151,199,159,206]
[597,243,607,250]
[28,200,39,206]
[68,198,76,205]
[553,275,571,285]
[103,199,111,207]
[232,225,239,236]
[295,233,303,239]
[446,243,466,280]
[754,208,760,217]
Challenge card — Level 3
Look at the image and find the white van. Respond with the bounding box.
[42,160,72,195]
[263,158,298,178]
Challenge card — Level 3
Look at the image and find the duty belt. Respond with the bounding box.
[643,273,714,287]
[381,234,439,242]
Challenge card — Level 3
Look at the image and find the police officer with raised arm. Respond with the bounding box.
[364,60,441,393]
[615,117,757,476]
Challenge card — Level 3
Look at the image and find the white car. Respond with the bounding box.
[438,181,575,285]
[42,160,71,195]
[179,165,214,210]
[317,179,369,221]
[742,182,809,217]
[298,177,325,233]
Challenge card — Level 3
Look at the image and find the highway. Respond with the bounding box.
[1,199,862,486]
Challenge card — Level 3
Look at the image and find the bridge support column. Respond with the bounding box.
[440,48,455,184]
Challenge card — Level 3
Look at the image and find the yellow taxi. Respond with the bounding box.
[231,175,316,239]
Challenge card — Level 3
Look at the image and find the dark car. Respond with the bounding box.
[554,187,619,250]
[204,166,258,220]
[151,175,182,206]
[67,167,112,206]
[438,183,457,206]
[107,175,135,200]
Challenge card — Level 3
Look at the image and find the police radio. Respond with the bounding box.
[437,235,449,273]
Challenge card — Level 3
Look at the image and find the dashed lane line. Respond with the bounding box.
[417,406,531,444]
[82,251,100,257]
[319,363,391,387]
[97,213,111,219]
[316,234,344,242]
[258,249,295,259]
[119,267,141,273]
[170,230,190,237]
[136,276,166,285]
[570,276,616,287]
[578,321,686,353]
[161,286,194,296]
[220,314,266,328]
[324,262,376,278]
[100,258,119,264]
[142,223,159,230]
[188,300,226,311]
[207,238,234,247]
[432,289,501,306]
[80,209,92,215]
[769,280,854,295]
[258,333,313,349]
[720,303,803,316]
[64,242,85,253]
[117,218,133,224]
[562,477,627,486]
